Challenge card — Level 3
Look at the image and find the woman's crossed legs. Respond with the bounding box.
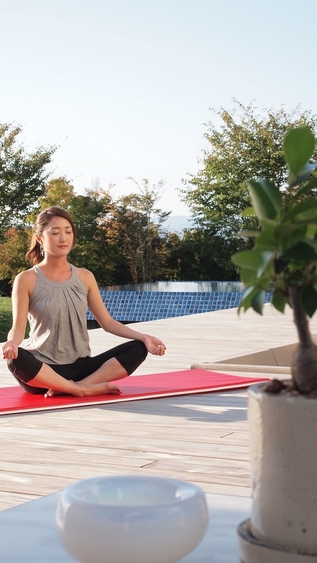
[7,341,148,397]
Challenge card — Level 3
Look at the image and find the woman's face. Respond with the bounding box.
[38,216,74,258]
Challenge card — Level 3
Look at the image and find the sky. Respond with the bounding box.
[1,0,317,216]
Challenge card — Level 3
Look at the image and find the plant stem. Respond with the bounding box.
[289,285,313,347]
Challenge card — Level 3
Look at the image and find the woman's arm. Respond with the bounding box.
[2,270,33,360]
[81,269,166,356]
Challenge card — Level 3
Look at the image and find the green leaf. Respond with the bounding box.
[281,240,317,262]
[307,224,317,239]
[260,218,280,229]
[240,267,258,285]
[274,223,301,239]
[232,249,274,284]
[272,292,286,313]
[256,250,274,279]
[248,180,282,221]
[283,128,315,174]
[238,285,257,313]
[288,227,312,247]
[232,250,263,270]
[286,198,317,222]
[239,286,267,315]
[276,224,307,249]
[256,229,276,248]
[251,290,266,314]
[301,286,317,318]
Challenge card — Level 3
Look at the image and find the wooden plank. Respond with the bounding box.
[1,306,316,512]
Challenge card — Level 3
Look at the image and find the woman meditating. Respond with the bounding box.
[2,206,166,397]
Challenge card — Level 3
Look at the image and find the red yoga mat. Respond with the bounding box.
[0,369,270,415]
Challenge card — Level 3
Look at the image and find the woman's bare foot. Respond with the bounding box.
[44,381,121,398]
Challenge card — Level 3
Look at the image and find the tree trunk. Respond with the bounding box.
[290,285,317,393]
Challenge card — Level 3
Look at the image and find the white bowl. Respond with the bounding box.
[56,475,209,563]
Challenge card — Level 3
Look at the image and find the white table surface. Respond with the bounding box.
[0,491,250,562]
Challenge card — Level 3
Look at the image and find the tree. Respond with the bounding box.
[0,227,29,291]
[25,177,76,225]
[0,177,118,289]
[69,189,115,286]
[180,101,317,240]
[37,178,116,286]
[104,179,171,283]
[38,177,75,210]
[165,228,240,281]
[0,123,55,236]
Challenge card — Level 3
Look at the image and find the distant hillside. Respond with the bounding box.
[164,215,192,233]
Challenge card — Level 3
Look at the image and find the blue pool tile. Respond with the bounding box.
[86,290,272,323]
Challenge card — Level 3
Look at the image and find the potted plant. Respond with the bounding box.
[231,127,317,562]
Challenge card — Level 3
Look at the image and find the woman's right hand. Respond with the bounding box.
[2,341,18,360]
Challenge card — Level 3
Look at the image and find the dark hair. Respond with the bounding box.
[26,206,77,265]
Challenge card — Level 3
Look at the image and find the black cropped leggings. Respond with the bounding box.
[7,340,148,394]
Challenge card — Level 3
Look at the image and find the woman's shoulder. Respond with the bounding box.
[74,266,96,287]
[14,267,37,292]
[15,267,36,283]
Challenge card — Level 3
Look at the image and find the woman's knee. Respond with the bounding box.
[133,340,148,362]
[7,348,43,383]
[117,340,148,374]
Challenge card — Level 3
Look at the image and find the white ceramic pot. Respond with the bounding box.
[56,475,209,563]
[248,383,317,554]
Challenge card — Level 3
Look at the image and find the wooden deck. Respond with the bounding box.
[1,305,316,512]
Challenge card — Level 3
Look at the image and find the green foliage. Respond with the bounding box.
[232,127,317,320]
[165,228,241,281]
[0,227,29,285]
[30,177,116,285]
[104,179,171,283]
[180,101,317,245]
[284,127,315,178]
[0,297,13,342]
[38,177,75,211]
[0,296,29,340]
[0,123,55,237]
[0,175,177,287]
[69,189,115,286]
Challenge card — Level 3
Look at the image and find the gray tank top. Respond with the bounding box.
[24,264,91,364]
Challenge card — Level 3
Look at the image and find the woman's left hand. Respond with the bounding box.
[143,336,166,356]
